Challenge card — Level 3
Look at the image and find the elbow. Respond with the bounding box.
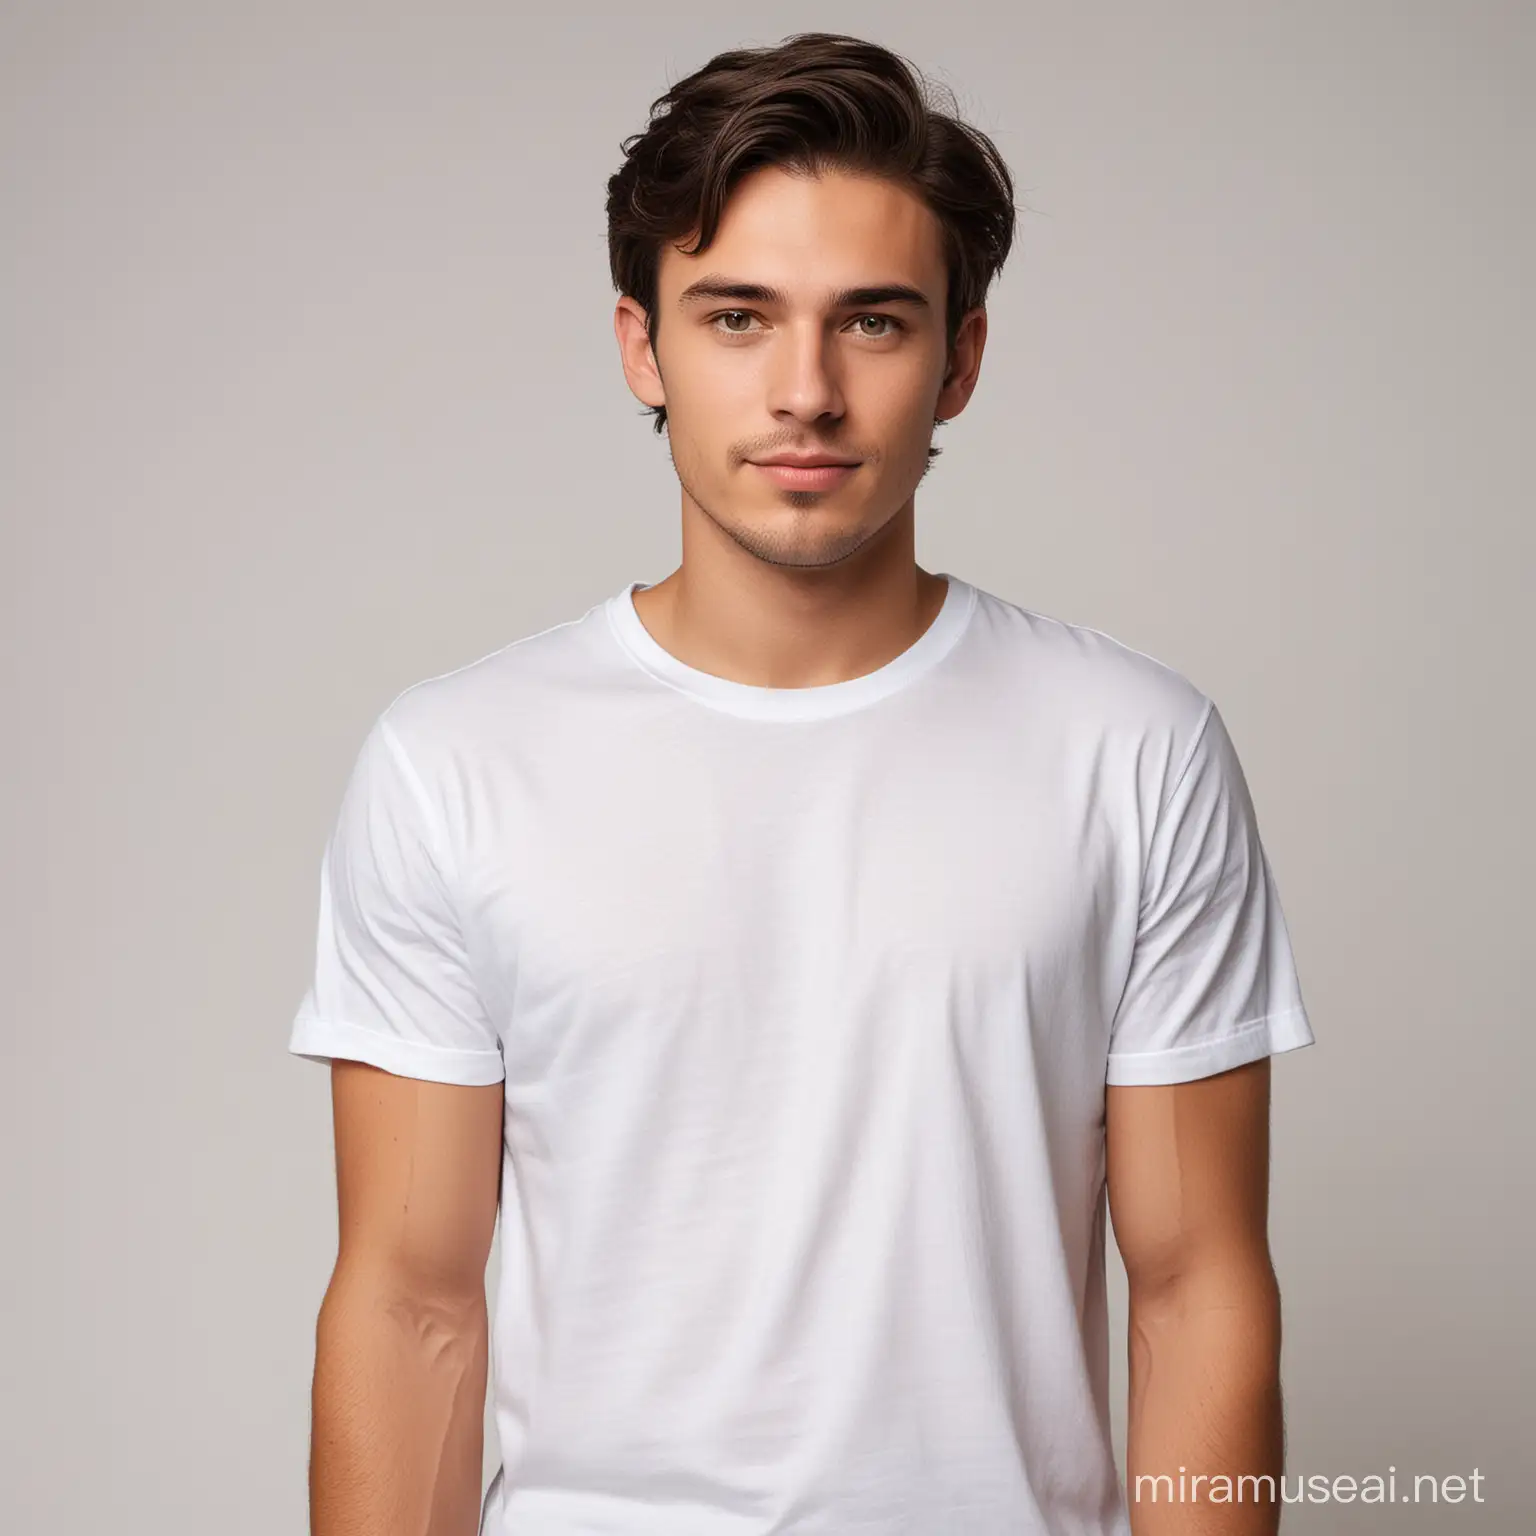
[1126,1246,1282,1332]
[320,1251,488,1349]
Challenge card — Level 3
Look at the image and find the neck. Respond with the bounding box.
[630,495,949,690]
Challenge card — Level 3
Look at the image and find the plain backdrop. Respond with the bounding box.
[3,2,1532,1531]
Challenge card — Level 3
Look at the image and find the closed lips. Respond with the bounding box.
[753,456,859,466]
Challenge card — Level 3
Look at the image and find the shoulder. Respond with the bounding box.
[374,594,615,763]
[962,581,1213,753]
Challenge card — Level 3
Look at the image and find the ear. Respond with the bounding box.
[935,307,988,422]
[614,296,666,410]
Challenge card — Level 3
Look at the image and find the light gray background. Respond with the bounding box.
[4,2,1531,1531]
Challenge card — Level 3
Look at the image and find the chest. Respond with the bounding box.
[455,714,1138,1091]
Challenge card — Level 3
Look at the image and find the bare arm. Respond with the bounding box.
[1106,1057,1285,1535]
[308,1059,504,1536]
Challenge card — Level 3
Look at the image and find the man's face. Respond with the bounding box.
[617,165,984,570]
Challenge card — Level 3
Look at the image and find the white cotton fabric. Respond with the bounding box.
[290,572,1315,1536]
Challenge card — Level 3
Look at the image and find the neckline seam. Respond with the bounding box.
[604,577,977,722]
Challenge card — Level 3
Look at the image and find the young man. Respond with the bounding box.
[290,32,1315,1536]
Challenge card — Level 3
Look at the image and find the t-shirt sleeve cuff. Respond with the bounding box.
[288,1015,506,1086]
[1105,1006,1315,1086]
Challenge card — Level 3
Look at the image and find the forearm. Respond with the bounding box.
[1125,1263,1284,1535]
[309,1261,489,1536]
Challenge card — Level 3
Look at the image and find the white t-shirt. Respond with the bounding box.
[290,572,1314,1536]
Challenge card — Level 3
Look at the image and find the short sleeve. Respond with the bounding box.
[288,714,505,1086]
[1106,697,1315,1086]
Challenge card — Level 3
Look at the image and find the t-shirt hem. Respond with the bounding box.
[288,1014,506,1086]
[1104,1006,1315,1086]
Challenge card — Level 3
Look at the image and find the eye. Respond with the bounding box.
[711,310,759,334]
[851,314,902,339]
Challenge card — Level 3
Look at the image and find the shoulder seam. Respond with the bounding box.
[980,590,1194,686]
[386,603,602,708]
[1158,694,1216,822]
[1133,693,1215,919]
[376,715,462,886]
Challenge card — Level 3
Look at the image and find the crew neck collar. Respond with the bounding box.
[604,573,977,722]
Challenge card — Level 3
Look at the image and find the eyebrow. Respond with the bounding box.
[676,277,932,312]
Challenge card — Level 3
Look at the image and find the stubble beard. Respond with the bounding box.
[668,422,945,572]
[670,450,889,571]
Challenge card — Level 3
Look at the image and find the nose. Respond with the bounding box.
[765,318,845,426]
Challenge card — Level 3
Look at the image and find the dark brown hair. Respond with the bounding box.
[606,32,1018,446]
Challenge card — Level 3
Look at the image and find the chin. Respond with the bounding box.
[725,511,886,570]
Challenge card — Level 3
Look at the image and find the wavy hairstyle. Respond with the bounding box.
[606,32,1018,454]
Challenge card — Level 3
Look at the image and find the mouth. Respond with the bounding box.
[749,457,861,491]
